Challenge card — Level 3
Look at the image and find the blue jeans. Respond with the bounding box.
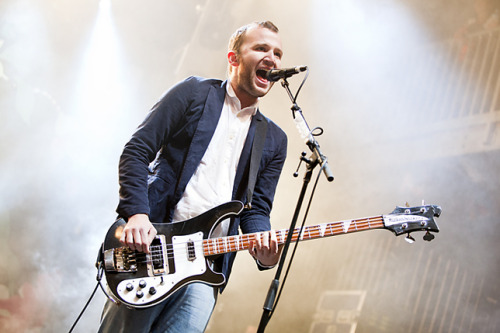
[98,283,217,333]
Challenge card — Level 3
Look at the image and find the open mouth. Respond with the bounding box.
[256,69,268,82]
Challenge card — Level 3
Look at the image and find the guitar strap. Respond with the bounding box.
[245,116,268,210]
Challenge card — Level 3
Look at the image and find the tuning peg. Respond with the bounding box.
[423,231,435,242]
[405,233,415,244]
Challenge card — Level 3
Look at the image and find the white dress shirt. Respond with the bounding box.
[172,80,257,236]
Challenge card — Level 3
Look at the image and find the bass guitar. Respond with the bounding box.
[97,201,441,308]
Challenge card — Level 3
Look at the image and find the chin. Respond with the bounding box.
[254,83,272,97]
[260,85,273,97]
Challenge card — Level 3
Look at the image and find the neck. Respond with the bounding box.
[202,215,386,256]
[229,80,257,109]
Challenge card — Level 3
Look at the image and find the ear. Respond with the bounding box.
[227,51,239,68]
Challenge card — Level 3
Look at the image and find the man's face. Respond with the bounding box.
[229,26,283,108]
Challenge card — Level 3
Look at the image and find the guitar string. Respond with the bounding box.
[135,218,385,261]
[146,218,384,258]
[125,217,385,265]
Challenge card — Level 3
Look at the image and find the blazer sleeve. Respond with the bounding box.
[116,77,201,219]
[238,121,288,235]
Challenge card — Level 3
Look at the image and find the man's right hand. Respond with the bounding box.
[119,214,158,253]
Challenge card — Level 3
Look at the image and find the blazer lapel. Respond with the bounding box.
[174,81,227,203]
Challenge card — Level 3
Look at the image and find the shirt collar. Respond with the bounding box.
[226,79,258,116]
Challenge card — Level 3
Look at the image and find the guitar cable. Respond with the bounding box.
[68,245,117,333]
[67,266,102,333]
[68,282,99,333]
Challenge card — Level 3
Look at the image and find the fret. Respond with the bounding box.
[246,234,253,250]
[314,225,321,237]
[297,228,300,240]
[239,235,246,251]
[328,223,335,236]
[309,225,316,239]
[309,226,316,239]
[212,238,217,254]
[235,236,240,251]
[204,239,209,256]
[218,238,223,253]
[204,240,209,255]
[328,222,336,236]
[279,229,285,244]
[212,238,217,253]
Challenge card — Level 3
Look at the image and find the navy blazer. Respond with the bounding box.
[116,76,287,285]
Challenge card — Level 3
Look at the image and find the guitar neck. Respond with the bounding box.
[203,215,386,256]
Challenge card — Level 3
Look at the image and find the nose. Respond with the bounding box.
[263,51,279,68]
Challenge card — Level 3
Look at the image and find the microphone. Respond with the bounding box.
[265,66,307,82]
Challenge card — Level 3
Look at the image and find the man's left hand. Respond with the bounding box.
[248,230,282,267]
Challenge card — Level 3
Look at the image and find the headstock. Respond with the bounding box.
[383,204,441,242]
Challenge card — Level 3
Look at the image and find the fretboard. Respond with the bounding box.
[203,215,385,256]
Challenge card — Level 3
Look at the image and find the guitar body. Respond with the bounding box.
[101,201,244,308]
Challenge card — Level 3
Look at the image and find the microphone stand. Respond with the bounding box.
[256,78,334,333]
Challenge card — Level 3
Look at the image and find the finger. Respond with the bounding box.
[120,228,134,251]
[132,228,143,252]
[256,232,262,249]
[248,238,254,255]
[119,227,126,244]
[139,228,149,253]
[262,231,270,250]
[144,226,157,253]
[146,227,158,253]
[270,230,278,253]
